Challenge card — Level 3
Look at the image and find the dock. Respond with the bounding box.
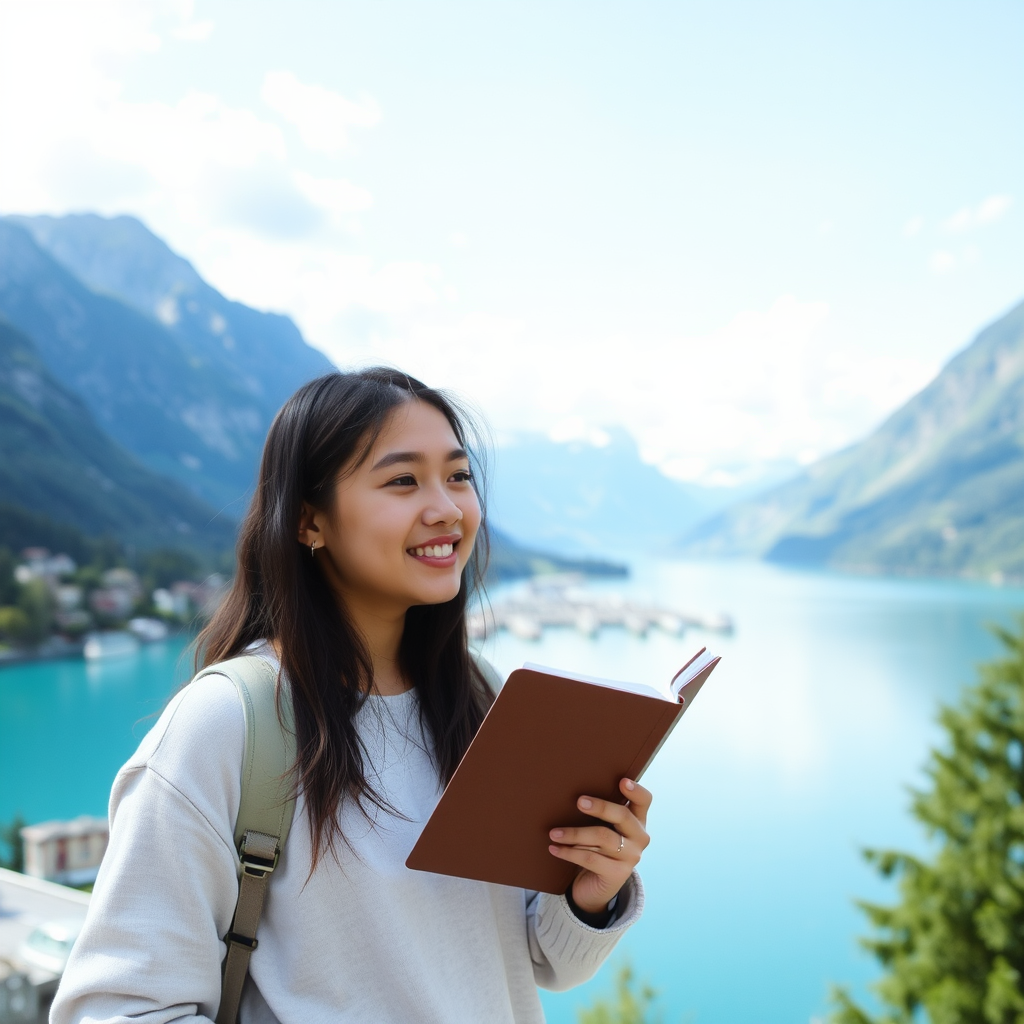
[468,575,733,641]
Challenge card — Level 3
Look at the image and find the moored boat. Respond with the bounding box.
[127,617,170,643]
[83,631,140,660]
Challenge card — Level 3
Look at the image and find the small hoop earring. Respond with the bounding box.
[310,540,317,557]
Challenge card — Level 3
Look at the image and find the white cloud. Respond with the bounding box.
[548,418,611,447]
[902,215,924,238]
[172,18,214,41]
[943,208,973,233]
[0,5,378,254]
[294,171,374,217]
[101,93,287,179]
[301,294,936,489]
[927,244,986,276]
[976,194,1013,224]
[0,2,947,492]
[188,232,446,331]
[942,194,1013,232]
[262,71,381,153]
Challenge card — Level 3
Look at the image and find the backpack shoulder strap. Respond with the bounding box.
[193,654,296,1024]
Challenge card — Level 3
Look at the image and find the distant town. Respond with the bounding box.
[0,545,225,665]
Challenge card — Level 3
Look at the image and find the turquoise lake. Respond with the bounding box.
[2,558,1023,1023]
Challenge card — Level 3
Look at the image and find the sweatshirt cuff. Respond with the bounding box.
[534,871,645,967]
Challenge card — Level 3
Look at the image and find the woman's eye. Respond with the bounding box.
[451,469,473,483]
[388,474,417,487]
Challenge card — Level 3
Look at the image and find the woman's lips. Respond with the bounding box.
[407,538,459,566]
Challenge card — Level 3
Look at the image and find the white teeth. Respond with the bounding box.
[411,543,454,558]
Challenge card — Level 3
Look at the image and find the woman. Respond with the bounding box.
[51,368,651,1024]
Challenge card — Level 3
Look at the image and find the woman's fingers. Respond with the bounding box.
[548,833,637,914]
[549,824,631,855]
[573,783,653,839]
[546,779,656,916]
[548,842,625,875]
[619,778,653,828]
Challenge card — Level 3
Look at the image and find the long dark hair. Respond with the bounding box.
[195,368,494,869]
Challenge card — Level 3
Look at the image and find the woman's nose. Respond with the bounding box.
[423,491,464,525]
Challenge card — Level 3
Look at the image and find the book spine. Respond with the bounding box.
[625,701,686,783]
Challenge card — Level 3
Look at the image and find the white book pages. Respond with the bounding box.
[670,649,718,698]
[521,662,677,702]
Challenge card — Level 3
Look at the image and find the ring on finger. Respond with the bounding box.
[615,833,624,854]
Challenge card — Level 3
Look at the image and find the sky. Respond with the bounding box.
[0,0,1021,487]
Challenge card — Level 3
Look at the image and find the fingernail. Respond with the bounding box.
[550,829,564,839]
[549,845,561,855]
[579,797,592,810]
[624,779,636,791]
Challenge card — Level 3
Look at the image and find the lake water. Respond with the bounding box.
[2,558,1022,1023]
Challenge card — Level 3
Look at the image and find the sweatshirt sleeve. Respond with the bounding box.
[50,675,245,1024]
[525,871,645,991]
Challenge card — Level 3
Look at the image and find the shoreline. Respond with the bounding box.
[0,629,195,670]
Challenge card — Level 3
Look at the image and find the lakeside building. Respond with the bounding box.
[161,575,228,618]
[20,818,108,887]
[13,551,76,585]
[1,546,226,666]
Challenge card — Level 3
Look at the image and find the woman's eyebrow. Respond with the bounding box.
[371,448,468,471]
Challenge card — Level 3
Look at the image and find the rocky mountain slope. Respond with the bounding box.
[0,217,331,510]
[0,213,623,577]
[679,299,1024,581]
[10,212,333,429]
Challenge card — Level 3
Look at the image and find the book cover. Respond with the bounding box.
[406,649,719,893]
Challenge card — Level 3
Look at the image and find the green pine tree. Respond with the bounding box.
[831,616,1024,1024]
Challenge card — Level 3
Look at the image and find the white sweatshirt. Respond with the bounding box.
[51,654,643,1024]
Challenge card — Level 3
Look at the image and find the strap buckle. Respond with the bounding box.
[238,830,280,878]
[225,930,259,951]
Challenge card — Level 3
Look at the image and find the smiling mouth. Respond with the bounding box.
[407,541,458,559]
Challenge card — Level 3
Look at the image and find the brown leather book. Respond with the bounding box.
[406,647,720,893]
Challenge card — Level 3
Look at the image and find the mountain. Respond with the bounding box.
[9,212,333,428]
[0,216,332,509]
[0,213,621,578]
[488,428,752,556]
[0,318,234,549]
[679,299,1024,581]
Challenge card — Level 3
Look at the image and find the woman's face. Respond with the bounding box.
[309,399,481,619]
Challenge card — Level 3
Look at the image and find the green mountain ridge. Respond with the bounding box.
[0,318,234,550]
[679,298,1024,581]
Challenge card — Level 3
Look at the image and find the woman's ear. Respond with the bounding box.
[297,502,324,550]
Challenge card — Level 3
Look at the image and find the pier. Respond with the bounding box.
[468,575,734,641]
